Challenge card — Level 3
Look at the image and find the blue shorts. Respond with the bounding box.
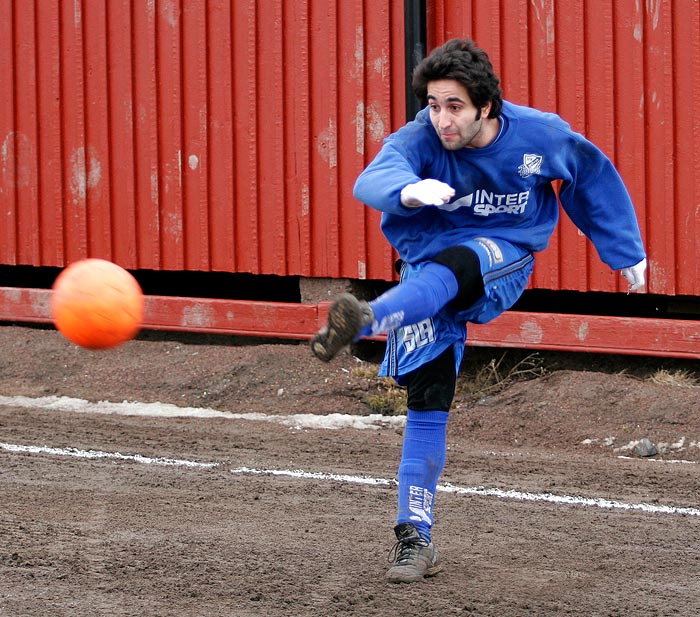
[380,237,534,381]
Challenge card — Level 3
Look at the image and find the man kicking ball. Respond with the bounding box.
[311,38,646,583]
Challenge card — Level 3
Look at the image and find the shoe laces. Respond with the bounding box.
[387,536,429,565]
[359,302,374,327]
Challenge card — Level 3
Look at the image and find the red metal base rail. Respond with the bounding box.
[1,287,698,359]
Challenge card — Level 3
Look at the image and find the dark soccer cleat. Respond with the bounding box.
[310,293,374,362]
[385,522,442,583]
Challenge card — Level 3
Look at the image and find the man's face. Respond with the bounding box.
[427,79,491,150]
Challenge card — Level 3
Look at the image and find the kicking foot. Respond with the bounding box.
[310,293,373,362]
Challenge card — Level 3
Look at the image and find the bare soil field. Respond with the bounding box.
[1,323,699,616]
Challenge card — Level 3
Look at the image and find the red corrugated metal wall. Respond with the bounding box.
[0,0,403,281]
[2,1,698,297]
[428,0,700,297]
[1,1,699,358]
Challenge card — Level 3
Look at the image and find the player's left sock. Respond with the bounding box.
[359,262,458,337]
[396,409,449,542]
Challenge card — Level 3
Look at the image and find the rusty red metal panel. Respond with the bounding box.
[128,1,158,269]
[60,0,89,263]
[181,0,211,272]
[230,1,259,273]
[84,1,112,259]
[0,0,17,265]
[107,0,139,268]
[36,3,64,265]
[361,1,406,281]
[672,2,700,296]
[283,0,313,275]
[256,0,286,275]
[308,0,340,277]
[206,1,236,273]
[14,1,40,265]
[609,2,647,295]
[642,2,675,296]
[427,0,700,298]
[157,1,185,270]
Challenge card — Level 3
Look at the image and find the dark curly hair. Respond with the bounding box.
[412,39,502,118]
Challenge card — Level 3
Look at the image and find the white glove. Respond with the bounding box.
[620,258,647,292]
[400,179,455,207]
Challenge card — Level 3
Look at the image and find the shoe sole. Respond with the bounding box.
[310,294,362,362]
[385,562,443,584]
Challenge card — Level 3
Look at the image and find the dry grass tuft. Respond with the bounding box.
[649,369,699,389]
[456,352,547,399]
[350,362,407,415]
[351,351,548,415]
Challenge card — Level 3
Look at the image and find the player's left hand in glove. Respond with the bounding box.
[620,258,647,292]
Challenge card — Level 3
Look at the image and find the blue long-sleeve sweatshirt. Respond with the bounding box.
[353,101,645,271]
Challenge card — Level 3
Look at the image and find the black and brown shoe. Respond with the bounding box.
[310,293,373,362]
[385,522,442,583]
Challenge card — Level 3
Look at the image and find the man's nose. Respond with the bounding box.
[438,110,452,129]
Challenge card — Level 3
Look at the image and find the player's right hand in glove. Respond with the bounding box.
[400,179,455,207]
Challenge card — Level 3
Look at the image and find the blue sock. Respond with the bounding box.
[396,409,449,542]
[361,262,458,336]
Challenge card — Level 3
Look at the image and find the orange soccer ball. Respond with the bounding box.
[51,258,144,350]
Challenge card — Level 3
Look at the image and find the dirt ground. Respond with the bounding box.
[1,322,700,616]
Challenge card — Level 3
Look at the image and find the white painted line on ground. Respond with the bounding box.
[438,482,700,517]
[232,466,700,518]
[0,394,404,430]
[231,466,395,487]
[0,442,218,468]
[617,455,696,465]
[3,440,699,517]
